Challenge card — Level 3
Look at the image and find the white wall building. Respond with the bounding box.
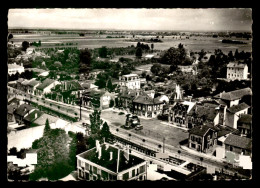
[119,74,140,90]
[8,63,24,75]
[227,62,248,80]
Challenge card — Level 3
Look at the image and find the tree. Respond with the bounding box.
[198,49,207,61]
[89,110,103,134]
[151,63,162,76]
[136,42,141,48]
[44,119,51,135]
[100,122,111,140]
[135,47,143,59]
[38,40,42,46]
[22,41,30,51]
[98,46,108,58]
[160,45,187,65]
[80,49,91,66]
[109,99,114,108]
[8,33,13,41]
[106,78,114,92]
[151,43,154,53]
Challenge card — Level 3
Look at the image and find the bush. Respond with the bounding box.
[118,112,125,115]
[157,114,168,121]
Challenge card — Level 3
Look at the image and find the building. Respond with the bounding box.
[226,62,248,80]
[237,114,252,138]
[132,94,164,118]
[178,65,197,75]
[23,110,43,127]
[117,87,139,111]
[224,134,252,156]
[186,102,220,129]
[8,63,24,75]
[76,142,147,181]
[188,125,218,153]
[168,101,196,128]
[35,78,59,97]
[119,74,140,90]
[13,104,34,125]
[225,103,250,129]
[214,87,252,108]
[26,79,41,95]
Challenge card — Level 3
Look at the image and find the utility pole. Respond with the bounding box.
[80,97,82,120]
[163,137,165,153]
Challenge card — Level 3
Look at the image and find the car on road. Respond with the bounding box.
[135,124,143,130]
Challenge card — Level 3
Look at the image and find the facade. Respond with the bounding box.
[168,101,196,128]
[117,87,139,111]
[35,78,59,97]
[237,114,252,138]
[26,79,40,95]
[188,125,218,153]
[23,110,43,127]
[76,142,147,181]
[224,134,252,156]
[214,87,252,108]
[8,63,24,75]
[225,102,249,129]
[226,62,248,80]
[133,94,164,118]
[119,74,140,90]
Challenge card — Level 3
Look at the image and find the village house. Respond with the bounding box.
[185,102,220,129]
[168,101,196,128]
[13,104,34,125]
[224,134,252,157]
[214,87,252,108]
[119,74,140,90]
[23,110,43,127]
[226,62,248,80]
[26,79,41,95]
[76,142,147,181]
[8,104,18,123]
[132,94,164,118]
[8,63,24,75]
[117,87,140,110]
[225,102,250,129]
[178,65,197,75]
[188,124,218,153]
[35,78,60,97]
[82,89,115,110]
[237,114,252,138]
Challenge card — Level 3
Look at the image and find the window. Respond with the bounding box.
[93,166,97,174]
[101,170,108,180]
[132,169,135,177]
[139,165,145,173]
[191,143,196,148]
[85,163,89,170]
[123,172,129,180]
[230,146,233,151]
[81,160,85,167]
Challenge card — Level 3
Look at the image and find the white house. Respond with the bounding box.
[119,74,140,90]
[35,78,60,97]
[226,62,248,80]
[8,63,24,75]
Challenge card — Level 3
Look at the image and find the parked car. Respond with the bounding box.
[135,124,143,130]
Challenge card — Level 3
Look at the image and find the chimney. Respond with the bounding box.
[110,152,113,160]
[95,140,100,153]
[98,146,102,159]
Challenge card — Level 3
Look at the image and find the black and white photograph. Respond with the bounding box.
[6,8,253,181]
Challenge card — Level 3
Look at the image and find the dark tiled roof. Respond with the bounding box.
[224,134,252,151]
[227,62,247,68]
[23,110,43,123]
[214,88,252,101]
[78,144,145,173]
[215,125,240,137]
[133,95,163,105]
[36,78,56,90]
[14,104,34,117]
[7,104,17,114]
[227,103,250,114]
[189,125,216,137]
[188,105,218,121]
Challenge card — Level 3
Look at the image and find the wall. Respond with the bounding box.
[8,125,45,151]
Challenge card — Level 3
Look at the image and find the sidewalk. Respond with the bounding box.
[161,122,189,131]
[180,145,225,163]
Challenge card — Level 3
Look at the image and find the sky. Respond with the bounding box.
[8,8,252,31]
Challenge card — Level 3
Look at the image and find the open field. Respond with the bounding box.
[10,34,252,54]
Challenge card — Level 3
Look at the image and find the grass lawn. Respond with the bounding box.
[101,110,189,147]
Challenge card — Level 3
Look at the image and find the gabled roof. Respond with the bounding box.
[227,103,250,114]
[214,88,252,101]
[23,110,43,123]
[133,95,163,105]
[14,104,34,117]
[36,78,56,90]
[189,125,216,137]
[188,105,218,121]
[27,79,40,87]
[224,134,252,151]
[77,144,145,173]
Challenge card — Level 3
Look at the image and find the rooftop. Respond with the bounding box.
[23,110,43,123]
[189,125,217,137]
[27,79,40,87]
[8,63,24,69]
[214,88,252,101]
[227,62,247,68]
[14,104,34,117]
[36,78,56,90]
[33,113,60,125]
[122,74,139,77]
[77,144,145,173]
[227,103,250,114]
[133,95,163,105]
[238,114,252,124]
[224,134,252,151]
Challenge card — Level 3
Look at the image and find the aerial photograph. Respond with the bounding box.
[7,8,252,181]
